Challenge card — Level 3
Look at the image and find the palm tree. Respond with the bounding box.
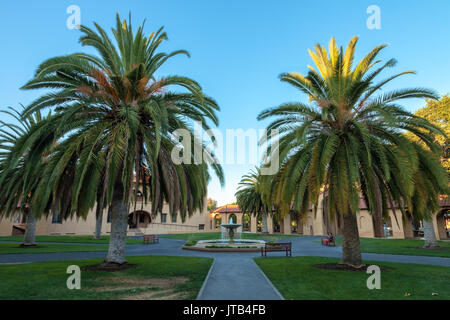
[0,107,53,246]
[405,96,450,248]
[258,36,448,267]
[18,14,224,266]
[235,167,271,234]
[410,144,446,249]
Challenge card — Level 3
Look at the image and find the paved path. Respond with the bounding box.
[197,256,283,300]
[1,236,449,299]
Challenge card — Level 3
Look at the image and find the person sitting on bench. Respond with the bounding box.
[323,232,334,246]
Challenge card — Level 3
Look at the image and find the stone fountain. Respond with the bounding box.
[220,217,242,244]
[183,217,266,252]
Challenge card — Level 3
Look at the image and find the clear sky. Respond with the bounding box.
[1,0,450,206]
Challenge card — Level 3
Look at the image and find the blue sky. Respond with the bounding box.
[1,0,450,205]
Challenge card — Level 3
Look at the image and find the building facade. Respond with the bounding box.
[0,200,212,237]
[210,195,450,240]
[1,193,449,239]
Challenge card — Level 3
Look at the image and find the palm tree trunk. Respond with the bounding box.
[93,205,103,240]
[371,173,385,238]
[372,214,384,238]
[261,208,269,234]
[22,210,37,247]
[104,181,128,265]
[340,212,363,267]
[423,218,439,249]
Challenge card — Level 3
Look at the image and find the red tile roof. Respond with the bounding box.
[211,204,241,214]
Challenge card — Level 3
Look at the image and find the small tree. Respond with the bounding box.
[406,95,450,248]
[207,198,218,211]
[0,107,53,247]
[236,168,272,234]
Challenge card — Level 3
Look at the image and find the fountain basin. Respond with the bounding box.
[182,239,266,252]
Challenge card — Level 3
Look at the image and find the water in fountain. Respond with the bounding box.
[220,217,242,242]
[221,226,242,241]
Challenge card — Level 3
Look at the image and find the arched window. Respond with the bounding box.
[214,214,222,228]
[242,214,251,231]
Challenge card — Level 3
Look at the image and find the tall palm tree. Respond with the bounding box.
[18,14,224,266]
[0,107,53,246]
[258,36,448,267]
[235,167,271,234]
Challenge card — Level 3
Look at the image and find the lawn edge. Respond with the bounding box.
[196,258,216,300]
[252,258,285,300]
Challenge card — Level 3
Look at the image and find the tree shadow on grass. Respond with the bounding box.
[314,263,390,272]
[82,263,138,272]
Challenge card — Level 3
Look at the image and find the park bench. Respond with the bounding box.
[261,242,292,257]
[143,234,159,244]
[321,237,335,247]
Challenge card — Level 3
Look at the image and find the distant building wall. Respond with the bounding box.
[0,200,211,236]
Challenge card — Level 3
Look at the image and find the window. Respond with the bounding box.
[52,211,62,224]
[199,224,205,230]
[214,215,222,228]
[171,215,177,223]
[161,213,167,223]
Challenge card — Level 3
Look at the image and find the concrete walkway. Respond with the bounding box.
[1,236,449,299]
[197,256,283,300]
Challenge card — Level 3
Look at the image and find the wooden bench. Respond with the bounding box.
[321,237,335,247]
[143,234,159,244]
[261,242,292,257]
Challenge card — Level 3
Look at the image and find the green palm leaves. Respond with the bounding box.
[0,107,52,217]
[236,167,272,233]
[258,36,448,265]
[236,168,267,215]
[16,13,223,224]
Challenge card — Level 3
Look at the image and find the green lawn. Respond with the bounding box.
[0,235,143,245]
[324,237,450,258]
[255,256,450,300]
[162,232,302,242]
[0,243,108,254]
[0,256,213,300]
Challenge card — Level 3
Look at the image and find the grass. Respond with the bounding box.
[184,240,198,247]
[0,235,143,245]
[0,256,213,300]
[0,243,108,254]
[319,237,450,258]
[255,256,450,300]
[162,232,301,243]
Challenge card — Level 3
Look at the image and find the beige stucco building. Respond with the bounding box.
[0,200,212,237]
[210,195,450,240]
[1,193,449,240]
